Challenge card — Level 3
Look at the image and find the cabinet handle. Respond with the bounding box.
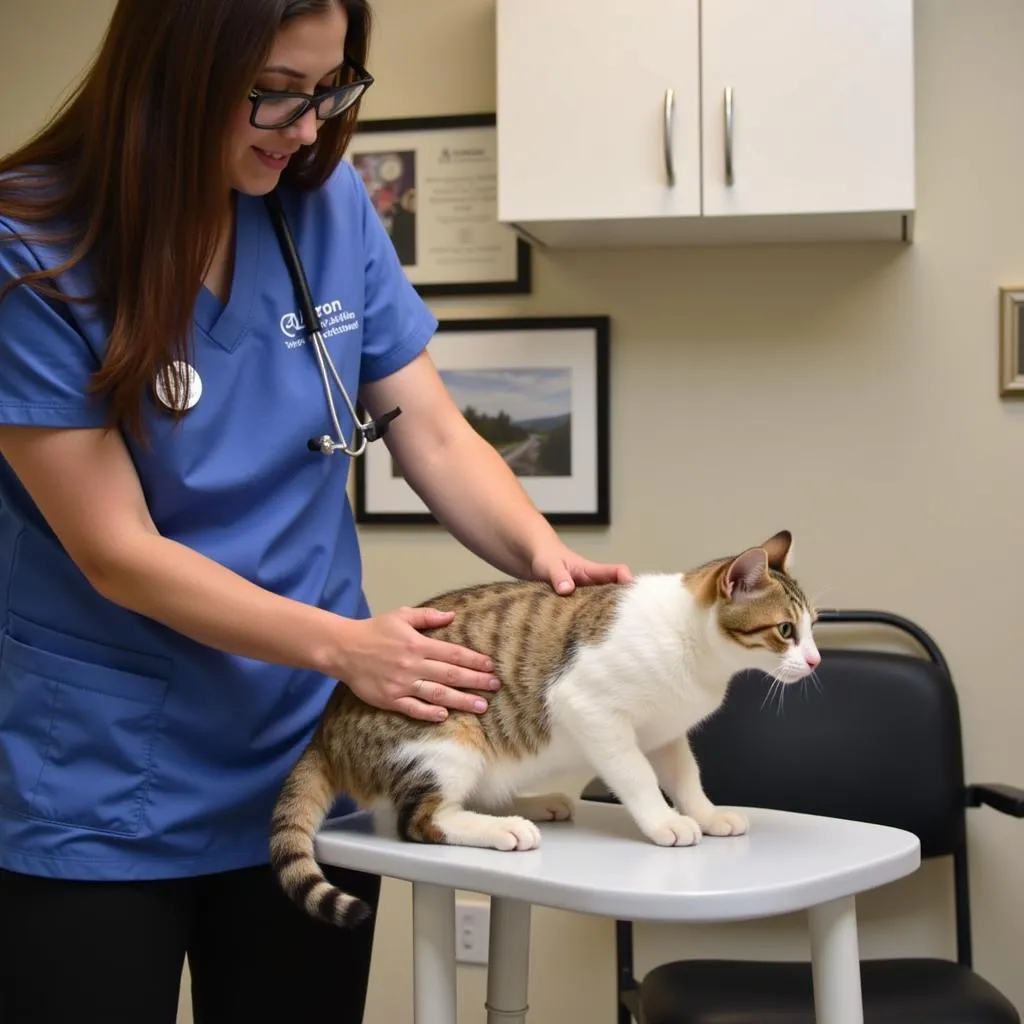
[663,87,676,188]
[724,86,734,186]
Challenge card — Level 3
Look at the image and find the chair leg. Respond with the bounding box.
[616,919,639,1023]
[620,985,641,1024]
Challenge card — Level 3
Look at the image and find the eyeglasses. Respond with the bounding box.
[247,59,374,130]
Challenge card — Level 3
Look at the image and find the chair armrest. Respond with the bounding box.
[966,783,1024,818]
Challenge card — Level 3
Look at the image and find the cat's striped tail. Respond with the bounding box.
[269,743,371,928]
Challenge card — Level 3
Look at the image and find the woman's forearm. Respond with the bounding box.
[400,425,560,580]
[360,351,563,580]
[91,531,354,677]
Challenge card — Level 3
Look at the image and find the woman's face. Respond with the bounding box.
[226,4,349,195]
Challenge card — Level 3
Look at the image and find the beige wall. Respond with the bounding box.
[3,1,1023,1021]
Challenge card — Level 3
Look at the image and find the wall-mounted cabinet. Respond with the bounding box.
[495,0,915,248]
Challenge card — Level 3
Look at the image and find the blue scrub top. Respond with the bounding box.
[0,161,437,881]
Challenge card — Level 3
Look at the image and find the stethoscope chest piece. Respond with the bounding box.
[155,360,203,412]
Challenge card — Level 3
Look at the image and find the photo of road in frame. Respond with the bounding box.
[355,317,610,526]
[390,367,572,478]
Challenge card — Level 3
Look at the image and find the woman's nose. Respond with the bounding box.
[287,106,319,146]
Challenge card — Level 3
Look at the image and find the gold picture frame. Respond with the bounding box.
[999,286,1024,396]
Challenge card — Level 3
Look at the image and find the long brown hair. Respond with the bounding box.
[0,0,372,442]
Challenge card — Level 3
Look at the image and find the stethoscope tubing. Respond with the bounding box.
[264,188,391,458]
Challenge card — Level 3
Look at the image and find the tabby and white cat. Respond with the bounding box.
[270,529,820,927]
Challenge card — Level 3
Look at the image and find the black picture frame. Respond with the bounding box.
[348,112,531,297]
[354,316,610,526]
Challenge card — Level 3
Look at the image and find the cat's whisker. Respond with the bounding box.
[763,672,788,716]
[760,674,780,710]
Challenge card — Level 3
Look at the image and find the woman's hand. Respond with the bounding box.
[530,543,634,595]
[337,606,500,722]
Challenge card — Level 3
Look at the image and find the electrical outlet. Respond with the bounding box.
[454,897,490,965]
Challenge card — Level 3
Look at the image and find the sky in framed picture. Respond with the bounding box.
[355,317,610,525]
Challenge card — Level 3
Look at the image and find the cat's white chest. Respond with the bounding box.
[635,685,724,751]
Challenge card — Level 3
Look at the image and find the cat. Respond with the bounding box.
[269,529,820,928]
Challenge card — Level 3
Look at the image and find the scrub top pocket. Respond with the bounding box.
[0,627,171,837]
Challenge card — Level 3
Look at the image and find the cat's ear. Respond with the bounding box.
[720,547,769,602]
[761,529,793,573]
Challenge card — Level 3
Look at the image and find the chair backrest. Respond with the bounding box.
[689,610,968,861]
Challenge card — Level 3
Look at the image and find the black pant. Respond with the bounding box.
[0,862,381,1023]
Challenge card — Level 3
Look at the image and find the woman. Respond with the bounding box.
[0,1,631,1021]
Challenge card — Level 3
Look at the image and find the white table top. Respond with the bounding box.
[314,801,920,923]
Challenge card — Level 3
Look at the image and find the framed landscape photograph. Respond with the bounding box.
[354,317,610,525]
[999,285,1024,396]
[346,113,531,297]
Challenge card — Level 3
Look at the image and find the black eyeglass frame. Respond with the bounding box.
[247,58,374,129]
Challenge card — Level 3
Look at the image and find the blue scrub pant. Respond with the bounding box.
[0,862,381,1023]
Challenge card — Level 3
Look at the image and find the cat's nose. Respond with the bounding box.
[805,650,821,669]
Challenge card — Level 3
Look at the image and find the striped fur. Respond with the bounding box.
[270,530,821,927]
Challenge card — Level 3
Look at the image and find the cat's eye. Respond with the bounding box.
[777,621,795,640]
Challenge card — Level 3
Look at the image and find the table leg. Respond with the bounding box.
[411,882,457,1024]
[807,895,864,1024]
[485,897,532,1023]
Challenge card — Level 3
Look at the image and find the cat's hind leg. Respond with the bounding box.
[507,793,574,822]
[394,740,542,851]
[473,792,574,822]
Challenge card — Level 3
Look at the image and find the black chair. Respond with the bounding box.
[581,609,1024,1024]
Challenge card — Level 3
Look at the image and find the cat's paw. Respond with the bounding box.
[697,809,749,837]
[512,793,575,822]
[642,811,702,847]
[479,815,543,851]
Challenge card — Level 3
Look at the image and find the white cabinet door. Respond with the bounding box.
[700,0,915,218]
[496,0,701,226]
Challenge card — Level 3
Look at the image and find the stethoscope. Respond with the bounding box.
[264,188,401,457]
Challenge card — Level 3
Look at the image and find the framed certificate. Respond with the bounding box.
[346,113,531,297]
